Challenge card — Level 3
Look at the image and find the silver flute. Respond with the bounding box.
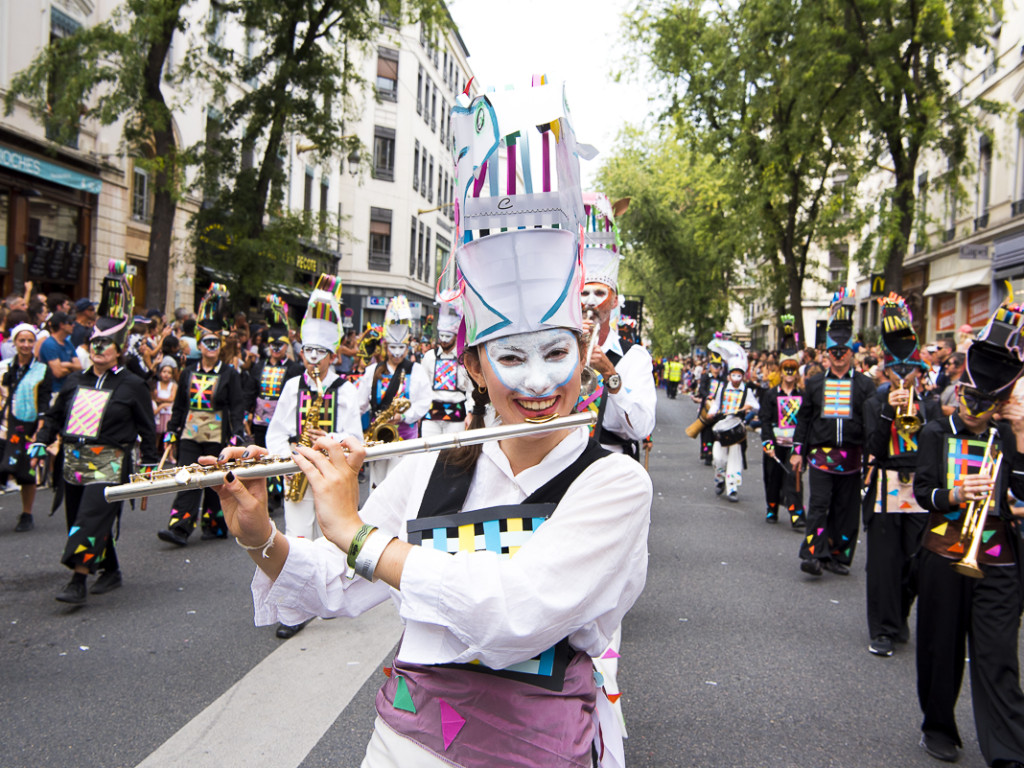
[104,411,596,503]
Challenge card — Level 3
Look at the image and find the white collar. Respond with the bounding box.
[600,328,623,357]
[480,424,588,495]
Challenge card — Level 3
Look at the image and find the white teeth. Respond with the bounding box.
[519,398,556,411]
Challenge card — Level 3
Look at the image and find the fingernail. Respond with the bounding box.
[218,451,226,461]
[225,471,235,483]
[291,449,298,455]
[242,449,250,458]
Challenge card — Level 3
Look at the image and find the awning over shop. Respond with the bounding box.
[950,265,991,291]
[923,275,956,296]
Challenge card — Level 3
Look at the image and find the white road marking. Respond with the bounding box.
[135,602,402,768]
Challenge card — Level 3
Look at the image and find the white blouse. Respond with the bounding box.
[252,426,652,671]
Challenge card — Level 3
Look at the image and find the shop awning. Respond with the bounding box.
[923,275,957,296]
[950,264,991,291]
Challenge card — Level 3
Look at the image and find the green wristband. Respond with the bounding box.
[347,524,377,570]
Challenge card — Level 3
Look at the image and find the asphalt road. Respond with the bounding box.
[0,389,998,767]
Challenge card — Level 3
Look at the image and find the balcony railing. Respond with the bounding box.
[974,213,989,231]
[1012,200,1024,217]
[942,228,955,243]
[369,252,391,271]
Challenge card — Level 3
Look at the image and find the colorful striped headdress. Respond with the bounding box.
[826,288,855,349]
[301,274,343,351]
[195,283,228,339]
[265,294,290,343]
[963,285,1024,398]
[582,192,629,291]
[92,260,135,348]
[878,292,924,377]
[778,314,799,363]
[445,77,589,346]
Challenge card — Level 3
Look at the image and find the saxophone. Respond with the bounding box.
[285,370,324,502]
[365,371,411,444]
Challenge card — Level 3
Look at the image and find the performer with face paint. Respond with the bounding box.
[579,193,656,460]
[156,284,247,548]
[911,293,1024,766]
[212,79,651,768]
[694,342,725,465]
[419,296,472,438]
[860,293,941,658]
[38,261,159,603]
[760,316,805,527]
[356,295,432,488]
[706,338,757,502]
[791,289,876,576]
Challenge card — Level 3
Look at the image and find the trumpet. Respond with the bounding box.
[952,428,1003,579]
[894,380,922,438]
[103,412,596,502]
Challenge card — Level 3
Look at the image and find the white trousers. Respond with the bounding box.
[279,487,321,627]
[713,441,743,494]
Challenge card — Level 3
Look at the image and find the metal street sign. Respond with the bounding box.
[959,243,989,260]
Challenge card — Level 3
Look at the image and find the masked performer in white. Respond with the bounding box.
[419,297,472,437]
[212,80,652,768]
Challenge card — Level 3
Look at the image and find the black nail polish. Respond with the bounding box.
[291,449,298,455]
[218,451,226,461]
[225,471,235,483]
[241,449,250,458]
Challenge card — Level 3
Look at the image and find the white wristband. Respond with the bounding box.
[353,529,394,581]
[236,520,277,559]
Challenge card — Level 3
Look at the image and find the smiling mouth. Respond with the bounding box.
[516,397,558,413]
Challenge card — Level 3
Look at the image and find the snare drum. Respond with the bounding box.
[712,415,747,447]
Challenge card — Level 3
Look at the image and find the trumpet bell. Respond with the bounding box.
[953,559,985,579]
[895,415,923,435]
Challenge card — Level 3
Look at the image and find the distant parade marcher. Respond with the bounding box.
[912,293,1024,765]
[1,323,52,531]
[579,192,656,459]
[706,338,757,502]
[665,356,682,399]
[419,297,471,438]
[39,262,158,603]
[265,274,363,639]
[760,315,804,527]
[247,294,303,508]
[792,289,876,576]
[861,294,940,658]
[356,296,431,488]
[157,284,247,547]
[694,345,724,465]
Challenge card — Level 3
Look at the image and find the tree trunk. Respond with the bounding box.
[882,169,915,295]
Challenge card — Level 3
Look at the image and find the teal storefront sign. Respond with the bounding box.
[0,146,102,194]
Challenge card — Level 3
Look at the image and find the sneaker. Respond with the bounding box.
[727,491,738,503]
[800,558,823,576]
[919,733,959,762]
[14,513,33,532]
[91,570,123,595]
[55,579,87,605]
[766,507,779,523]
[868,635,894,657]
[714,480,725,496]
[5,478,19,493]
[157,528,189,547]
[823,560,850,576]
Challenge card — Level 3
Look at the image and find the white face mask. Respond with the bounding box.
[483,329,579,397]
[438,332,455,345]
[387,344,408,358]
[302,346,329,364]
[729,372,744,385]
[580,284,611,309]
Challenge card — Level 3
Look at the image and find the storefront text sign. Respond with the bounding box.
[959,244,989,260]
[0,146,102,194]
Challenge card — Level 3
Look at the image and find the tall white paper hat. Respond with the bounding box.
[709,338,747,373]
[582,192,629,290]
[447,78,589,346]
[301,274,343,351]
[384,295,412,345]
[436,292,464,335]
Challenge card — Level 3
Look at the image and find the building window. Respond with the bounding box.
[423,80,431,125]
[439,99,447,145]
[417,66,424,115]
[978,135,993,215]
[132,166,150,222]
[421,226,431,282]
[421,151,428,199]
[303,167,314,212]
[373,126,396,182]
[431,87,437,133]
[376,48,399,102]
[319,179,329,239]
[46,7,82,147]
[410,216,417,275]
[438,166,444,211]
[413,141,420,191]
[427,156,434,203]
[436,235,452,293]
[828,244,848,288]
[369,208,392,271]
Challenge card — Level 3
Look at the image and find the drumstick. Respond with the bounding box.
[141,442,174,511]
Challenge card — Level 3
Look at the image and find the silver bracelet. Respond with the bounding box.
[236,520,277,559]
[353,529,394,581]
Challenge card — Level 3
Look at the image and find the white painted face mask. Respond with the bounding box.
[438,332,455,345]
[580,284,610,309]
[387,344,408,358]
[302,346,329,364]
[483,329,579,398]
[729,372,744,385]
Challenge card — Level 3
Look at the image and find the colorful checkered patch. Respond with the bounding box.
[375,372,408,403]
[889,420,918,456]
[190,373,217,411]
[822,379,852,419]
[66,388,112,439]
[298,390,336,433]
[708,380,721,401]
[259,366,285,399]
[946,437,989,489]
[722,387,744,415]
[432,359,458,392]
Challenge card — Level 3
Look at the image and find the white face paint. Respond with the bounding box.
[483,329,579,398]
[580,283,611,309]
[729,372,744,385]
[387,344,408,358]
[438,332,455,345]
[302,346,329,364]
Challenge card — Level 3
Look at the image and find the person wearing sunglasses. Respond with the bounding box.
[760,316,805,527]
[157,284,246,548]
[38,262,159,604]
[861,294,942,659]
[911,296,1024,766]
[791,289,877,577]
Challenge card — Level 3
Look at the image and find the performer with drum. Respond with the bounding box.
[912,294,1024,765]
[760,315,804,526]
[694,344,724,465]
[210,79,651,768]
[706,339,757,502]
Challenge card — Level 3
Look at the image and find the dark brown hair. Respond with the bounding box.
[443,346,491,471]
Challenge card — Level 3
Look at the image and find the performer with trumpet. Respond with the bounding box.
[861,293,940,658]
[912,295,1024,766]
[760,316,804,526]
[206,81,651,768]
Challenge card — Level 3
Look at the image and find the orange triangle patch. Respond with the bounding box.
[383,667,392,678]
[90,445,104,455]
[947,542,964,555]
[83,553,94,562]
[607,692,622,704]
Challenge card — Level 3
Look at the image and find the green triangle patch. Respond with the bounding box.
[394,676,416,713]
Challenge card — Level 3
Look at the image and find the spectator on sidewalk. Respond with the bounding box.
[39,312,82,398]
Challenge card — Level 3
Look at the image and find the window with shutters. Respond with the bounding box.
[369,208,392,271]
[376,49,399,102]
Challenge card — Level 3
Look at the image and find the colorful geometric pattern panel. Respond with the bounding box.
[822,379,852,419]
[189,373,217,411]
[777,396,800,428]
[66,388,113,439]
[722,387,744,415]
[259,366,285,399]
[299,390,336,433]
[945,437,989,489]
[433,358,459,392]
[889,421,918,456]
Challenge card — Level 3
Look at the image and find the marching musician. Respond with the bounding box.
[706,339,757,502]
[247,295,303,509]
[579,192,656,459]
[791,290,876,576]
[760,316,804,527]
[694,345,724,465]
[418,298,471,437]
[912,296,1024,766]
[356,296,430,488]
[40,262,159,604]
[861,294,940,658]
[157,284,247,547]
[265,274,362,638]
[212,79,650,768]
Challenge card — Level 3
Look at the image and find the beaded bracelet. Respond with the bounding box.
[235,520,277,559]
[347,523,377,570]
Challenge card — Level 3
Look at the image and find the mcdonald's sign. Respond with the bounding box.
[870,274,885,297]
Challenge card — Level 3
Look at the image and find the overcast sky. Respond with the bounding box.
[446,0,659,186]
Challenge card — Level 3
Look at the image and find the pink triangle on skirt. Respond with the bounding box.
[438,699,466,750]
